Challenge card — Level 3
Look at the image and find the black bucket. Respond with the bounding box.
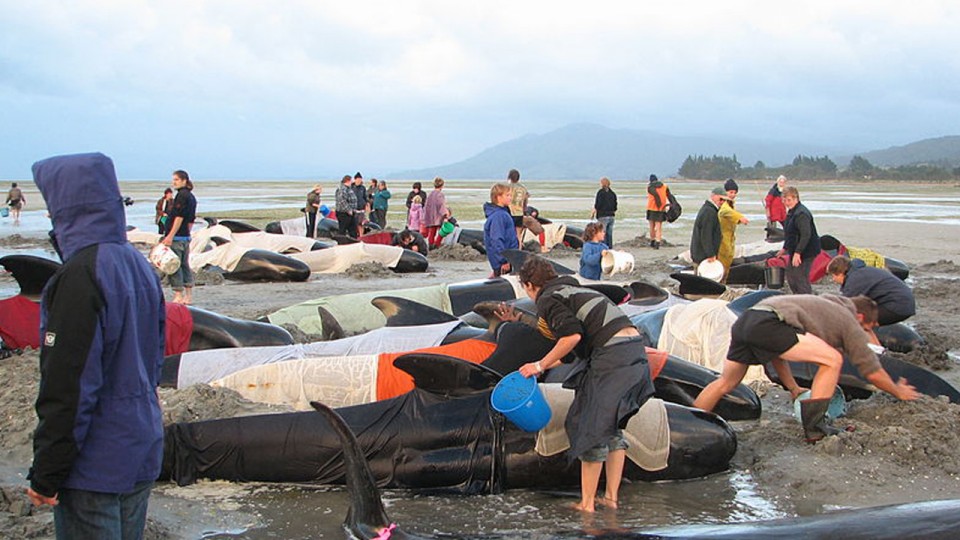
[764,266,784,289]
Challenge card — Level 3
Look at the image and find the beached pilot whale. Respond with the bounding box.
[161,354,738,490]
[315,399,960,540]
[0,254,292,353]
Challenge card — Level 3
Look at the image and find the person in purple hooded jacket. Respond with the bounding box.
[27,153,165,539]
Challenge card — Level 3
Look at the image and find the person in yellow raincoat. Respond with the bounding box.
[717,179,749,282]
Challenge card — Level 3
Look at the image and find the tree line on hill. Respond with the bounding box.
[678,154,960,181]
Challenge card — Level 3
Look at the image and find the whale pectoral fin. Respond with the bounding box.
[371,296,458,326]
[209,236,232,246]
[670,272,727,297]
[0,254,61,297]
[582,283,631,304]
[309,401,398,540]
[394,353,501,397]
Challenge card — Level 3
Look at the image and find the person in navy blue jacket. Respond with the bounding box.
[483,183,520,276]
[827,255,916,325]
[27,153,165,539]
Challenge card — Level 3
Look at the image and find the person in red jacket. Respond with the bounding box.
[765,175,787,229]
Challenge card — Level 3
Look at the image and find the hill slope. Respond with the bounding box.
[390,123,839,180]
[844,136,960,168]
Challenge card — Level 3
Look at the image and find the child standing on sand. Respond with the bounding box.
[407,195,423,232]
[579,222,609,281]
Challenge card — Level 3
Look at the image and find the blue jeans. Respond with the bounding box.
[580,430,628,462]
[169,240,194,291]
[597,216,615,248]
[54,480,153,540]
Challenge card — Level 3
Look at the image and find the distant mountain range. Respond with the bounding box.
[389,123,960,179]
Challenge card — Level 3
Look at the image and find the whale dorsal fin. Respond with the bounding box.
[308,401,402,540]
[395,353,501,397]
[372,296,458,326]
[0,254,61,297]
[217,220,261,233]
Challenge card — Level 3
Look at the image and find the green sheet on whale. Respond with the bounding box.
[266,284,452,337]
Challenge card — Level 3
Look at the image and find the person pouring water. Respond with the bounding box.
[496,255,654,513]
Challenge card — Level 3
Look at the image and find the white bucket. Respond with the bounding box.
[149,244,181,275]
[601,250,634,276]
[697,259,724,282]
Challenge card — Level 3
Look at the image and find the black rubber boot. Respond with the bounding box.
[653,240,660,250]
[800,398,842,443]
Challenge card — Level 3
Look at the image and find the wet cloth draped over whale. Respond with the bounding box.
[188,224,318,272]
[174,321,461,387]
[289,243,404,273]
[266,278,525,337]
[658,299,768,385]
[211,339,498,409]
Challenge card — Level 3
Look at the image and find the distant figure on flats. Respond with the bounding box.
[335,175,359,238]
[778,186,820,294]
[717,179,749,282]
[827,255,916,325]
[304,184,323,238]
[392,228,429,254]
[162,170,198,305]
[405,181,423,221]
[155,187,173,235]
[765,175,787,230]
[407,194,423,232]
[6,181,25,223]
[423,177,450,248]
[646,174,669,249]
[690,186,725,265]
[579,221,609,281]
[591,177,617,248]
[27,153,165,539]
[352,172,368,237]
[371,180,391,229]
[692,294,918,443]
[483,183,520,276]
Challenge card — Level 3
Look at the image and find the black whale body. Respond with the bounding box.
[161,355,737,490]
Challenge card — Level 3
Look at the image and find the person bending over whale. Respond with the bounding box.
[827,255,916,326]
[497,255,654,513]
[692,294,918,443]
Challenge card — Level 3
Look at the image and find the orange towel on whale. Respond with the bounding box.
[376,339,497,400]
[375,340,670,401]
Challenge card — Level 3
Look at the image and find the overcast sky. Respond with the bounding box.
[2,1,959,179]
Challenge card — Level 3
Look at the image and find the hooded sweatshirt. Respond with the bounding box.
[482,202,518,271]
[29,153,165,496]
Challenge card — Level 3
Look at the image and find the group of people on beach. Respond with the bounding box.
[21,154,928,539]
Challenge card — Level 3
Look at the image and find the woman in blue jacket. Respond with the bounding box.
[483,183,520,276]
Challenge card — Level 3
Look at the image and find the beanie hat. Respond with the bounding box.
[724,178,739,192]
[649,174,658,182]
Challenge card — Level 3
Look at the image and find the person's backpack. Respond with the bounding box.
[665,189,682,223]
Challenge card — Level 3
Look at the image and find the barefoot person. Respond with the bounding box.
[692,294,919,442]
[5,182,25,223]
[500,255,654,512]
[162,170,198,304]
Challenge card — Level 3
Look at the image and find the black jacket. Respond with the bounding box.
[841,259,916,319]
[690,200,721,263]
[783,202,821,260]
[593,188,617,217]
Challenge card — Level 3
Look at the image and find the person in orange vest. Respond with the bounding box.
[646,175,669,249]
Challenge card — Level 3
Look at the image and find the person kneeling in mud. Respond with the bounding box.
[497,255,654,512]
[692,294,919,442]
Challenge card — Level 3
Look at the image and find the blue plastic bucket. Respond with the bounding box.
[0,207,7,218]
[490,371,552,432]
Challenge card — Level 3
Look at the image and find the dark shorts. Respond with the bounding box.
[512,215,524,227]
[727,309,802,365]
[646,210,666,222]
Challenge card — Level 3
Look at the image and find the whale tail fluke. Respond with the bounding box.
[309,401,407,540]
[502,249,575,275]
[0,254,61,297]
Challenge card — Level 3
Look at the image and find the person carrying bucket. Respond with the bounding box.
[496,255,654,513]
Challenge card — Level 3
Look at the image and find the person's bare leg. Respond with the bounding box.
[575,460,603,513]
[183,286,193,305]
[692,360,750,412]
[777,333,842,399]
[601,449,625,509]
[654,221,663,243]
[648,220,656,242]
